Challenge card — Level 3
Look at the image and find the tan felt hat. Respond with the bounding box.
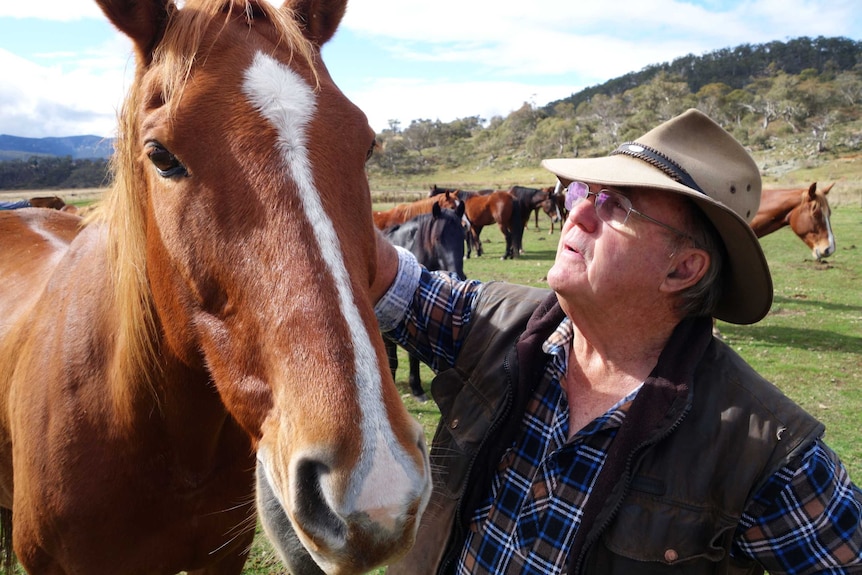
[542,108,772,324]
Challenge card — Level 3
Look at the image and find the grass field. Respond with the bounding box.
[3,191,858,573]
[237,204,862,574]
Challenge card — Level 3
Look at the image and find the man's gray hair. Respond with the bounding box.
[674,202,725,319]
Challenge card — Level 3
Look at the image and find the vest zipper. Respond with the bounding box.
[572,398,693,574]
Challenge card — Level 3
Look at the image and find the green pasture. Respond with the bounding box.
[3,192,853,575]
[239,205,862,574]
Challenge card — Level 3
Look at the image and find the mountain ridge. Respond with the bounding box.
[0,134,114,161]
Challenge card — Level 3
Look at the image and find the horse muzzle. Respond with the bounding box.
[256,442,429,575]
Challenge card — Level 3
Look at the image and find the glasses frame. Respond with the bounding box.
[564,181,696,243]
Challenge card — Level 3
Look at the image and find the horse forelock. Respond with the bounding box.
[154,0,318,120]
[98,0,321,418]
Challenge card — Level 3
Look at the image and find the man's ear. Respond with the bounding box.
[661,248,710,293]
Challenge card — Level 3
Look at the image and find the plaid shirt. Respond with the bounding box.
[376,248,862,575]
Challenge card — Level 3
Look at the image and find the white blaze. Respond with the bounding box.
[242,52,418,520]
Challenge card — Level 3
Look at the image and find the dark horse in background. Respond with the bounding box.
[429,187,522,259]
[508,185,555,253]
[382,202,466,401]
[750,182,835,260]
[509,185,553,229]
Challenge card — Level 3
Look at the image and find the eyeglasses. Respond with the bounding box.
[564,181,694,241]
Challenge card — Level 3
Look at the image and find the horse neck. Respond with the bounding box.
[751,189,800,237]
[71,222,233,450]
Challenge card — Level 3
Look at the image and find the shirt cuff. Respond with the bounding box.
[374,245,421,332]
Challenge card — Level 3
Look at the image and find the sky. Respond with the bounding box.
[1,0,860,139]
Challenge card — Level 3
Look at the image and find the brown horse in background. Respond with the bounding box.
[462,189,522,259]
[0,1,429,574]
[750,182,835,260]
[541,187,567,234]
[27,196,67,210]
[373,192,460,229]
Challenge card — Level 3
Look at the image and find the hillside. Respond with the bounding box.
[2,36,860,194]
[0,134,113,161]
[364,38,862,205]
[542,36,862,113]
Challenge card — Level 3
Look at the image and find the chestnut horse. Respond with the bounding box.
[541,188,566,234]
[462,190,523,259]
[373,192,460,229]
[0,1,429,574]
[750,182,835,260]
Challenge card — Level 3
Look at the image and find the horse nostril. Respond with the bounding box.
[294,457,346,545]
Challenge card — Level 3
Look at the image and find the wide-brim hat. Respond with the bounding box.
[541,108,772,325]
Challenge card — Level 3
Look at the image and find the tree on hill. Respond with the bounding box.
[3,36,860,190]
[366,36,862,181]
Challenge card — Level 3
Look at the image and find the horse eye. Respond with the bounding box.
[366,139,377,162]
[147,142,188,178]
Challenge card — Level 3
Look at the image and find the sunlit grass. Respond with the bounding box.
[243,205,862,573]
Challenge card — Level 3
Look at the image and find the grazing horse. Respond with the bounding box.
[0,1,430,574]
[0,196,66,211]
[462,190,522,259]
[382,203,467,401]
[750,182,836,260]
[373,192,460,229]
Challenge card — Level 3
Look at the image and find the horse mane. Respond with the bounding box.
[97,0,318,416]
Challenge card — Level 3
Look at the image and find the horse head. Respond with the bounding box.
[98,0,430,571]
[790,182,836,260]
[429,202,467,280]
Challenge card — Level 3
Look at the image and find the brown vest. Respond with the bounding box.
[387,282,823,575]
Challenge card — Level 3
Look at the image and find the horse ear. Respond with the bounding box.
[807,182,817,200]
[432,202,442,218]
[456,201,465,218]
[286,0,347,46]
[95,0,172,64]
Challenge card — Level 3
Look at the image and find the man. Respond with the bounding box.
[372,109,861,575]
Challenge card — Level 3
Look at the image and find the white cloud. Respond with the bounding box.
[0,0,859,138]
[0,0,104,20]
[344,78,578,132]
[340,0,860,79]
[0,39,131,137]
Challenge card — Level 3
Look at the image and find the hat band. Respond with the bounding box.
[611,142,705,195]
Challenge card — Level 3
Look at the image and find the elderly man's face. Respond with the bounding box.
[547,184,692,319]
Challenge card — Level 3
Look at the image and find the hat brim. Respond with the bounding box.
[542,155,773,324]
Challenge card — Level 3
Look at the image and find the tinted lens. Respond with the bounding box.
[594,190,632,227]
[565,181,590,211]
